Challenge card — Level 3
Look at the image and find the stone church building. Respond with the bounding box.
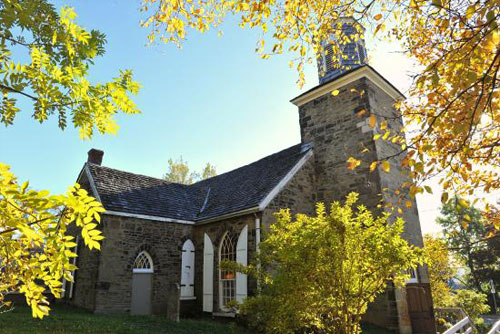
[65,23,434,334]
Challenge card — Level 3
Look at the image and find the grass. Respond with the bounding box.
[0,305,391,334]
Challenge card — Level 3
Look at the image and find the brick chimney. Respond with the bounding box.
[87,149,104,165]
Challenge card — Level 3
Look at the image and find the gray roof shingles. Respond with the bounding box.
[85,143,312,223]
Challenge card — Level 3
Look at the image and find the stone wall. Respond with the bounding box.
[92,214,193,316]
[67,237,100,311]
[64,168,100,311]
[368,82,425,246]
[298,77,382,209]
[367,80,428,286]
[262,156,316,228]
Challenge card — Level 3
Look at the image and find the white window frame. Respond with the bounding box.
[133,251,154,274]
[407,267,419,284]
[68,235,80,299]
[219,232,236,311]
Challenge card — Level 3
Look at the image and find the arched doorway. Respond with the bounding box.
[131,251,153,315]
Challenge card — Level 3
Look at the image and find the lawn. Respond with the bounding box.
[0,305,391,334]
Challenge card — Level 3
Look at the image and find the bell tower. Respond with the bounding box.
[291,20,431,334]
[317,18,367,84]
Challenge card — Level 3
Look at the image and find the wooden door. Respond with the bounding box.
[406,283,437,334]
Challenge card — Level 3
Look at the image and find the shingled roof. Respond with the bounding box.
[83,143,313,223]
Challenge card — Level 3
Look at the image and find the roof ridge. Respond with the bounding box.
[87,143,311,189]
[86,162,179,186]
[189,143,307,187]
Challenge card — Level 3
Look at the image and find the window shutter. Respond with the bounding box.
[181,239,195,298]
[203,233,214,312]
[236,225,248,303]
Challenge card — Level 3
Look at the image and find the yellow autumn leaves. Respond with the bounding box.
[0,163,105,318]
[0,5,141,140]
[141,0,499,228]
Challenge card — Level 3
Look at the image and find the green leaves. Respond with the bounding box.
[232,193,423,334]
[0,163,105,318]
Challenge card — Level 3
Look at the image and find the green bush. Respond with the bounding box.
[450,289,490,325]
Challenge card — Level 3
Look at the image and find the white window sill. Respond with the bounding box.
[212,312,236,318]
[180,296,197,301]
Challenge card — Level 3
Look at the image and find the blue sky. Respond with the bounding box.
[0,0,446,233]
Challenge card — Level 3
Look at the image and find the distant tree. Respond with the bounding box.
[223,193,423,334]
[163,157,217,184]
[424,235,491,326]
[201,162,217,180]
[437,198,500,293]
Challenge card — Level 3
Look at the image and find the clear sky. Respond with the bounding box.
[0,0,448,234]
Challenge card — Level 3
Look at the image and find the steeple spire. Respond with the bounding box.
[317,18,367,84]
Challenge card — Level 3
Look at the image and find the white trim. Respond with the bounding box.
[104,210,195,225]
[443,316,471,334]
[290,66,405,107]
[180,296,197,301]
[84,164,102,203]
[406,267,419,284]
[196,206,260,224]
[258,149,313,210]
[132,268,154,274]
[69,235,79,299]
[255,217,261,289]
[255,218,261,254]
[487,319,500,334]
[212,312,236,318]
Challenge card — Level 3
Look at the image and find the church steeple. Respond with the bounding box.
[317,18,367,84]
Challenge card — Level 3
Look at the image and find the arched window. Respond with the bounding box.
[133,251,154,273]
[219,232,236,309]
[180,239,195,299]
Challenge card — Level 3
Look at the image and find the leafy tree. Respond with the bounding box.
[0,0,140,138]
[224,193,423,334]
[0,0,139,318]
[424,235,490,327]
[423,234,460,308]
[451,289,490,326]
[163,157,217,184]
[0,165,105,318]
[201,162,217,180]
[141,0,499,222]
[437,198,499,293]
